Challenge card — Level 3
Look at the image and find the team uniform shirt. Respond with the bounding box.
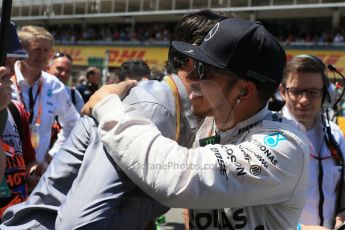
[66,86,84,113]
[282,107,345,228]
[0,102,35,217]
[76,81,98,103]
[11,61,80,161]
[2,75,198,229]
[93,96,311,229]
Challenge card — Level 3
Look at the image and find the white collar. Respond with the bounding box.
[218,104,271,139]
[14,61,43,86]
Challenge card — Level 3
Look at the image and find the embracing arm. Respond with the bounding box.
[93,95,307,209]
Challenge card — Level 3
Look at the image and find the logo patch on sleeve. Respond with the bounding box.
[264,132,286,147]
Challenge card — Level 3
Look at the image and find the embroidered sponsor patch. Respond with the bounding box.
[210,147,228,180]
[264,132,286,147]
[47,89,52,97]
[199,135,220,147]
[271,114,282,122]
[243,140,279,167]
[250,165,261,176]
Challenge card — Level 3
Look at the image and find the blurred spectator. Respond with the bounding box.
[0,67,11,112]
[76,66,101,103]
[105,72,119,85]
[334,32,344,43]
[11,25,79,162]
[118,59,150,82]
[47,52,84,112]
[77,75,86,85]
[0,66,11,183]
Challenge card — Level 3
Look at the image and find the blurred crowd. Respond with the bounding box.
[47,22,345,45]
[279,28,345,45]
[48,23,173,44]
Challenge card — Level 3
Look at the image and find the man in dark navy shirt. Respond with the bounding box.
[76,66,101,103]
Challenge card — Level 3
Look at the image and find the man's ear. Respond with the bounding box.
[278,84,286,100]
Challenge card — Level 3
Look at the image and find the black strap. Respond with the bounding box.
[7,102,24,141]
[0,109,7,135]
[325,126,345,223]
[322,111,345,226]
[28,86,40,124]
[317,150,325,226]
[71,88,76,106]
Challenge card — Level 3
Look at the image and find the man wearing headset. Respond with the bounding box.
[83,18,311,229]
[279,55,345,229]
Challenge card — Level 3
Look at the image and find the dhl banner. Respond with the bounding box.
[287,49,345,74]
[52,45,169,69]
[53,45,345,75]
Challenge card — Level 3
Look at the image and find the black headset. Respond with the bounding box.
[238,87,248,97]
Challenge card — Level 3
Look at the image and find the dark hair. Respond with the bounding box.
[119,59,151,82]
[166,9,228,74]
[251,78,277,104]
[86,66,100,79]
[283,56,326,86]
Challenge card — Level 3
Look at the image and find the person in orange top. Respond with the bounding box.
[0,21,47,217]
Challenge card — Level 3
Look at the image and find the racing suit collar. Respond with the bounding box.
[218,104,271,140]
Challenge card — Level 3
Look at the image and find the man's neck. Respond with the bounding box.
[214,101,263,132]
[19,61,41,86]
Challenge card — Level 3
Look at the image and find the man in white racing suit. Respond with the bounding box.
[83,18,311,229]
[1,10,227,230]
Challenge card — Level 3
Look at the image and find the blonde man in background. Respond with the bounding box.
[11,25,79,162]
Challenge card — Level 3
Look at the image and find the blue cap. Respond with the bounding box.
[5,21,28,59]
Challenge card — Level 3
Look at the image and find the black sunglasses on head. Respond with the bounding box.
[53,52,73,62]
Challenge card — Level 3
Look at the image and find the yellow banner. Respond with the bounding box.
[52,45,169,69]
[287,49,345,74]
[53,45,345,74]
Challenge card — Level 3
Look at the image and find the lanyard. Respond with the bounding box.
[164,76,181,142]
[13,74,43,126]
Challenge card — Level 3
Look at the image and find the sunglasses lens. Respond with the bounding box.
[53,52,73,62]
